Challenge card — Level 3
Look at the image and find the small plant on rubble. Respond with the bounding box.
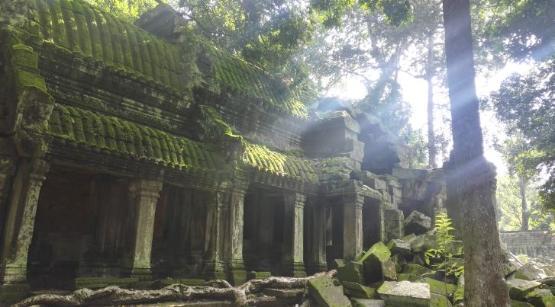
[425,211,464,278]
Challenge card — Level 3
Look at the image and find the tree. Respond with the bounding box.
[441,0,509,305]
[492,59,555,210]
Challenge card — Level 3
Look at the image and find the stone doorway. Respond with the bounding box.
[27,166,129,290]
[362,198,383,250]
[151,186,208,278]
[243,186,287,275]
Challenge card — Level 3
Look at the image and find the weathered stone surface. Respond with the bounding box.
[421,277,457,297]
[404,211,432,235]
[401,263,432,281]
[510,300,534,307]
[343,281,376,299]
[501,250,524,277]
[360,242,392,283]
[247,271,272,280]
[507,278,542,300]
[540,277,555,287]
[514,262,547,281]
[377,281,431,307]
[308,276,352,307]
[387,239,411,256]
[525,288,555,307]
[351,298,385,307]
[382,259,397,281]
[431,293,453,307]
[337,260,365,284]
[410,231,436,253]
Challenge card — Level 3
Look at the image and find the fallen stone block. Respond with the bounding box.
[421,277,457,297]
[514,262,547,281]
[410,231,436,253]
[404,211,432,235]
[337,260,365,284]
[510,300,534,307]
[377,281,431,307]
[360,242,391,283]
[308,275,352,307]
[525,288,555,307]
[343,281,376,299]
[507,278,542,301]
[401,263,432,281]
[431,293,453,307]
[351,298,385,307]
[387,239,411,256]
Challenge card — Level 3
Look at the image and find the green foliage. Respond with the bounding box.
[492,57,555,210]
[425,212,464,278]
[84,0,159,21]
[496,175,555,231]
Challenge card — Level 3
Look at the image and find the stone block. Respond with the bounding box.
[514,262,547,281]
[525,288,555,307]
[387,239,411,256]
[402,263,432,280]
[507,278,542,300]
[511,300,534,307]
[404,211,432,235]
[421,277,457,297]
[351,298,385,307]
[0,283,30,305]
[431,293,453,307]
[384,209,404,241]
[75,277,139,289]
[337,260,365,284]
[377,281,431,307]
[343,281,376,299]
[308,275,352,307]
[410,232,436,253]
[359,242,391,283]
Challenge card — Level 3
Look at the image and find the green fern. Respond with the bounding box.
[425,212,464,278]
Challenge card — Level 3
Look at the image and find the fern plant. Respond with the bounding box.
[425,211,464,278]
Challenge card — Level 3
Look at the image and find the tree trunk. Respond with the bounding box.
[441,0,510,306]
[426,32,437,169]
[518,176,529,231]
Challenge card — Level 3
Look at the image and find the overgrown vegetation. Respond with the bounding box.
[425,212,464,279]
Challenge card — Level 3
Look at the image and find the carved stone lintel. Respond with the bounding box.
[126,179,162,279]
[0,159,49,284]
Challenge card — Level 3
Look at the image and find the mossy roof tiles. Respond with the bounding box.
[242,143,317,183]
[29,0,186,90]
[48,104,219,171]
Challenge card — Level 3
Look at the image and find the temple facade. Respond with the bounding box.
[0,0,445,299]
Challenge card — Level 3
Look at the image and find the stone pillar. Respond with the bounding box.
[126,179,162,279]
[203,191,225,279]
[384,208,404,241]
[224,188,246,285]
[308,200,327,273]
[0,159,49,284]
[282,192,306,277]
[342,194,364,259]
[0,158,16,239]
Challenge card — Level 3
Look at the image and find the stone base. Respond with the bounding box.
[283,262,306,277]
[127,267,152,281]
[0,265,27,284]
[227,262,247,285]
[203,261,226,280]
[0,283,30,305]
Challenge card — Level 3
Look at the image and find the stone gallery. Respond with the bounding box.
[0,0,446,302]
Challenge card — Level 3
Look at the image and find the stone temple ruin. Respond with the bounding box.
[0,0,447,303]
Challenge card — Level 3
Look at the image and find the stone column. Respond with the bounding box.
[0,158,16,238]
[0,159,49,284]
[308,200,327,273]
[283,192,306,277]
[203,191,225,279]
[224,188,246,285]
[126,179,162,279]
[342,194,364,259]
